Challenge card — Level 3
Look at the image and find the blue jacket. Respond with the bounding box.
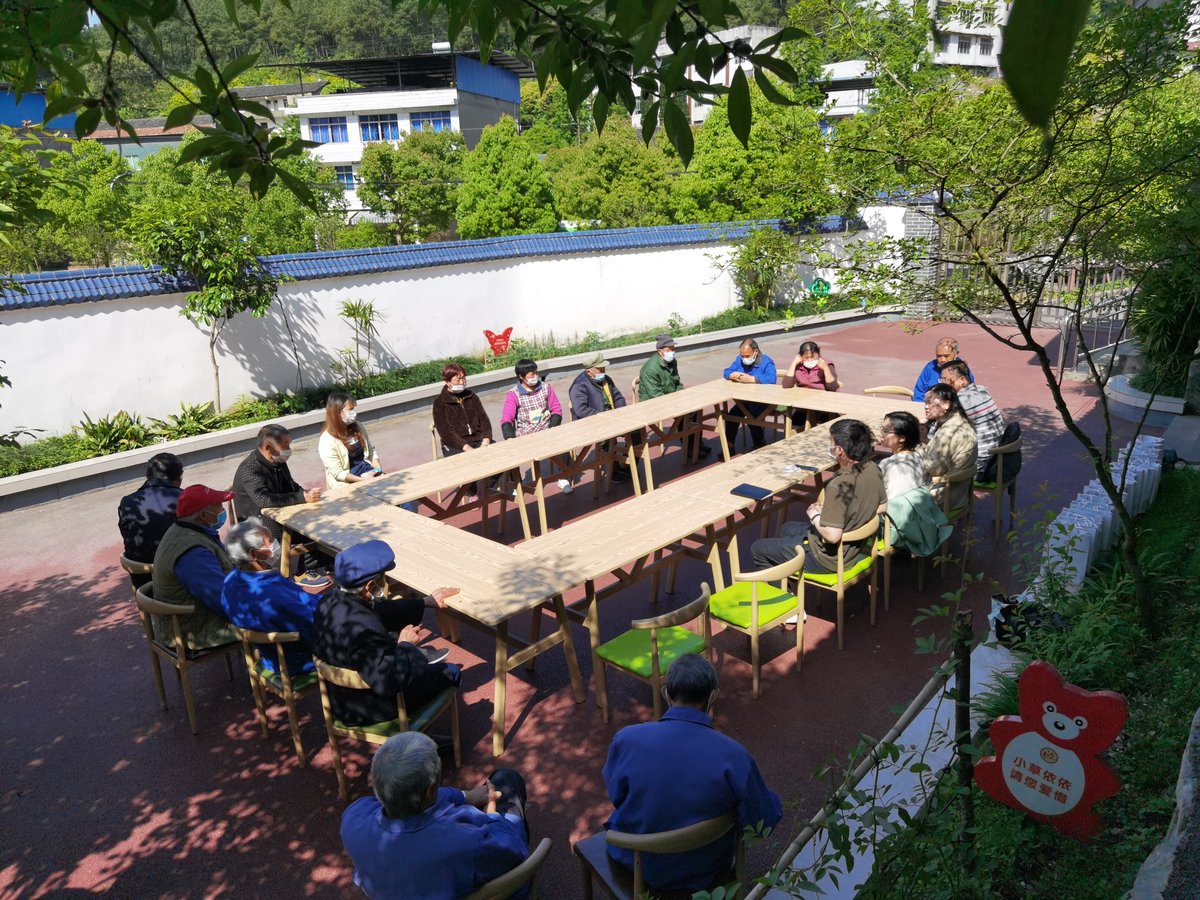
[341,791,529,899]
[603,706,782,891]
[219,568,321,674]
[118,479,181,564]
[912,358,973,400]
[723,352,777,386]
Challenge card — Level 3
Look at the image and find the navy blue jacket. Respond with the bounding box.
[569,371,626,420]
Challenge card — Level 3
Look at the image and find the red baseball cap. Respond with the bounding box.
[176,484,235,518]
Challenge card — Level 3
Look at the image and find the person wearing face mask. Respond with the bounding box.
[433,363,495,457]
[319,392,383,490]
[219,517,328,677]
[233,423,322,540]
[722,338,777,454]
[312,540,462,732]
[787,340,838,431]
[750,419,886,578]
[500,358,573,494]
[638,333,712,459]
[568,352,637,483]
[151,484,240,649]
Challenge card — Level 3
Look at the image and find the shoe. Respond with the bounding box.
[698,444,713,458]
[557,478,574,495]
[611,468,630,484]
[422,646,450,665]
[783,611,808,631]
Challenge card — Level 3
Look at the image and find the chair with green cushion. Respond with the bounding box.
[800,515,882,651]
[314,658,462,802]
[931,468,975,576]
[591,585,713,723]
[708,540,805,699]
[973,428,1022,539]
[235,627,318,766]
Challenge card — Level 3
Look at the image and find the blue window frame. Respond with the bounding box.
[333,165,355,190]
[410,110,453,132]
[309,116,348,143]
[360,114,400,142]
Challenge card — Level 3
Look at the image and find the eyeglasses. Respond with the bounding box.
[880,427,895,435]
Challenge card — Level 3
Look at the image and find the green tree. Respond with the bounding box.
[128,193,278,412]
[42,140,133,267]
[456,117,558,238]
[520,78,588,149]
[356,130,465,244]
[809,0,1200,635]
[671,81,835,224]
[545,120,672,228]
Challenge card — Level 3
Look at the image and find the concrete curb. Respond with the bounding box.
[0,306,895,512]
[1130,707,1200,899]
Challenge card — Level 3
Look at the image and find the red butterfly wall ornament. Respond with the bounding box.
[484,327,514,357]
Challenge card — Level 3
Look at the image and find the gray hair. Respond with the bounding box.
[226,517,271,566]
[665,654,719,707]
[372,732,441,818]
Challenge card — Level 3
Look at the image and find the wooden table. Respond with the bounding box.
[266,493,586,757]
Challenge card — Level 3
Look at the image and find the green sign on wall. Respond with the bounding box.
[810,278,831,297]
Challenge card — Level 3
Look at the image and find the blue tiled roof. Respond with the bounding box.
[0,218,858,311]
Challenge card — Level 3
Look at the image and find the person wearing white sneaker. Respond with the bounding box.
[500,358,573,491]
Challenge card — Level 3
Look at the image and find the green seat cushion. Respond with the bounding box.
[254,659,317,693]
[973,479,997,490]
[709,582,798,629]
[596,626,707,677]
[334,686,456,736]
[804,554,874,586]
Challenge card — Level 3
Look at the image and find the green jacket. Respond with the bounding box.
[152,522,237,649]
[638,353,682,400]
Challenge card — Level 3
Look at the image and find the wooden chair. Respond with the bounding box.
[235,628,318,765]
[591,585,713,723]
[314,658,462,802]
[133,583,239,734]
[119,555,152,601]
[708,539,804,698]
[574,815,745,900]
[930,468,976,573]
[865,385,914,399]
[465,837,553,900]
[974,429,1022,539]
[799,515,882,651]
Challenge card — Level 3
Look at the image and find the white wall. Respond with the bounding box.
[1,243,737,435]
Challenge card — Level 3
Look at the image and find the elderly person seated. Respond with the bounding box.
[151,484,239,649]
[939,361,1005,478]
[118,451,184,587]
[232,424,322,540]
[433,363,495,457]
[879,411,951,556]
[603,654,782,894]
[912,337,972,401]
[920,384,978,513]
[312,540,461,731]
[786,340,837,430]
[218,517,326,676]
[723,338,777,454]
[342,732,530,899]
[568,352,638,483]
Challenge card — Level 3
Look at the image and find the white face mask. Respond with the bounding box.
[662,350,675,363]
[828,445,839,461]
[524,376,540,389]
[802,359,819,369]
[342,408,357,424]
[265,540,282,568]
[449,383,466,393]
[273,447,293,463]
[741,354,756,366]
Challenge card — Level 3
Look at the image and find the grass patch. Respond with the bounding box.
[853,467,1200,898]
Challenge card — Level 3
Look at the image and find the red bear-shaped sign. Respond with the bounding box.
[975,660,1127,841]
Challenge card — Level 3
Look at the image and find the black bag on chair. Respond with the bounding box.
[980,421,1023,484]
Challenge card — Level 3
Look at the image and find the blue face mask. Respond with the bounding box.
[214,510,227,530]
[593,372,607,383]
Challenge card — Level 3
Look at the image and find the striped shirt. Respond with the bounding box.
[957,383,1005,474]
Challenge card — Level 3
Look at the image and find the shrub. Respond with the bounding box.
[149,402,220,440]
[0,434,89,477]
[75,410,151,455]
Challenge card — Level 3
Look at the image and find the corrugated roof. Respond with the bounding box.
[0,218,856,311]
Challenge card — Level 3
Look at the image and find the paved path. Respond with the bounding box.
[0,319,1150,897]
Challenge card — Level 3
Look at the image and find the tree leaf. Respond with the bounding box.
[221,51,262,87]
[592,92,610,133]
[728,66,751,147]
[663,100,693,167]
[641,100,661,144]
[164,103,198,131]
[755,70,799,107]
[999,0,1091,130]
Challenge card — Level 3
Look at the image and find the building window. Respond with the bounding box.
[360,113,400,142]
[981,4,996,24]
[937,32,951,53]
[935,1,952,21]
[980,36,994,55]
[410,110,453,132]
[333,165,355,190]
[958,36,972,54]
[309,116,348,143]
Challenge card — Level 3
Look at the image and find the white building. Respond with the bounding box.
[288,51,532,213]
[929,0,1006,75]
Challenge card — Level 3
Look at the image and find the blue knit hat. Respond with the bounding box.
[334,540,396,588]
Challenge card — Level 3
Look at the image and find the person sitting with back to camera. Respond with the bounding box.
[118,451,185,588]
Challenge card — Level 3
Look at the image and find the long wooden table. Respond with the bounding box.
[266,387,925,755]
